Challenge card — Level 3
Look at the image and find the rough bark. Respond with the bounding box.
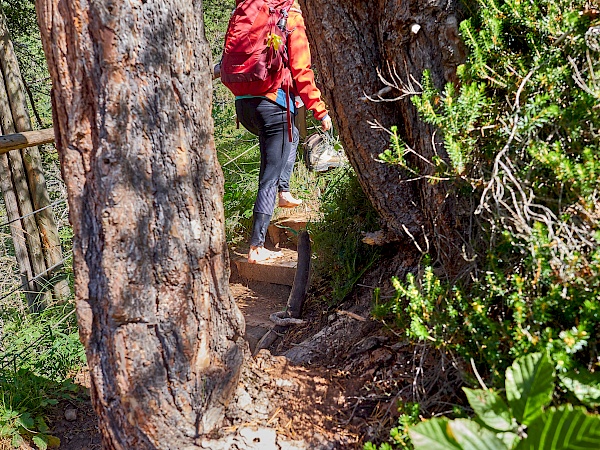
[35,0,246,448]
[302,0,469,273]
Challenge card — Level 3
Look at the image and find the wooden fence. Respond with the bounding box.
[0,12,69,309]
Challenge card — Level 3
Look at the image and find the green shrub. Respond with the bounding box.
[409,353,600,450]
[364,403,421,450]
[0,303,85,449]
[214,98,261,245]
[375,0,600,382]
[310,167,381,305]
[0,370,77,449]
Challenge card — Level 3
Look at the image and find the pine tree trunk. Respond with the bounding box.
[35,0,246,447]
[302,0,469,272]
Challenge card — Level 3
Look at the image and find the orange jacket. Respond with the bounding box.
[264,8,329,120]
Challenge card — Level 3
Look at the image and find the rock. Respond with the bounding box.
[349,335,388,357]
[275,378,296,389]
[239,427,277,449]
[253,399,270,416]
[64,408,77,421]
[246,325,269,354]
[236,388,255,414]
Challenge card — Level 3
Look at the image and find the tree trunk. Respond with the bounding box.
[35,0,246,447]
[302,0,469,273]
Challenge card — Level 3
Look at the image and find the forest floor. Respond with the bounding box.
[40,248,464,450]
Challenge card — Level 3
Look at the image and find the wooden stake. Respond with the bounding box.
[0,152,36,306]
[0,12,69,301]
[0,32,49,308]
[254,231,311,354]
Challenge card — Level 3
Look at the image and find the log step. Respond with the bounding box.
[267,216,308,249]
[232,248,298,286]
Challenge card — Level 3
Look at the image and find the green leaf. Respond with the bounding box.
[11,432,24,448]
[36,416,49,433]
[497,431,520,448]
[1,410,19,421]
[515,405,600,450]
[463,388,516,432]
[409,418,462,450]
[16,412,35,430]
[33,435,49,450]
[505,353,555,425]
[559,370,600,408]
[449,419,509,450]
[0,424,16,437]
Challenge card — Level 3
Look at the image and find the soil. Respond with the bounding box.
[41,249,464,449]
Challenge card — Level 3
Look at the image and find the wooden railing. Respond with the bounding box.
[0,128,54,155]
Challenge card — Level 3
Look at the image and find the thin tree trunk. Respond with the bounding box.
[36,0,246,447]
[302,0,469,274]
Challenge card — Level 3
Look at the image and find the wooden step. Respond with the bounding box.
[231,248,298,286]
[267,216,309,248]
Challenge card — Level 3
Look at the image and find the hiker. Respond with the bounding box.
[218,0,332,264]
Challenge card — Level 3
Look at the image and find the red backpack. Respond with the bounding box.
[220,0,295,97]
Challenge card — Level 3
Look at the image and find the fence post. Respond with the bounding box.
[0,153,37,306]
[0,11,69,305]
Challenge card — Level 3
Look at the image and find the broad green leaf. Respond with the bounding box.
[449,419,509,450]
[515,405,600,450]
[1,410,19,421]
[463,387,516,432]
[16,412,35,430]
[505,353,554,425]
[559,370,600,408]
[35,416,49,433]
[33,435,48,450]
[409,418,462,450]
[11,432,24,448]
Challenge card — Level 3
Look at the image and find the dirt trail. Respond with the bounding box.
[46,252,462,450]
[47,277,369,449]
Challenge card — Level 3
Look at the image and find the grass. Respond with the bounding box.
[0,299,85,449]
[309,167,382,306]
[0,142,82,450]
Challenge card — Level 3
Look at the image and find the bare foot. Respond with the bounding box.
[247,246,284,264]
[278,191,302,208]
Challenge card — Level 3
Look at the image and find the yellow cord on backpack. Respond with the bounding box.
[266,33,284,51]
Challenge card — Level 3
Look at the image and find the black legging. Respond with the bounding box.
[235,97,298,247]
